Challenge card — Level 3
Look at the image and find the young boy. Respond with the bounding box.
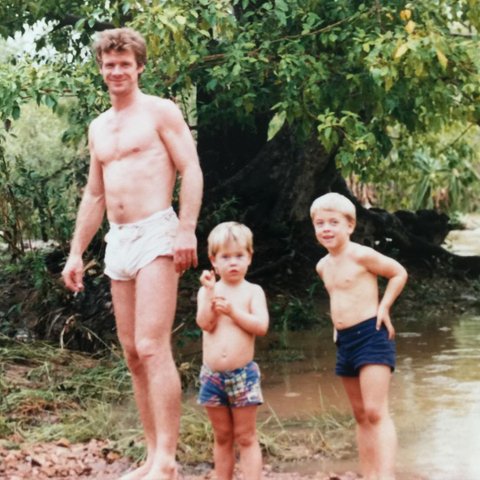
[310,193,408,480]
[196,222,269,480]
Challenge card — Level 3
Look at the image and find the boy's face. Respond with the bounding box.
[210,240,252,283]
[312,209,354,251]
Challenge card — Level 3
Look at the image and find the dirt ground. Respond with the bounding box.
[0,438,362,480]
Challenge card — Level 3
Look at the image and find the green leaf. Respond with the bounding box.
[436,48,448,69]
[12,105,20,120]
[175,15,187,26]
[267,111,286,141]
[393,43,409,60]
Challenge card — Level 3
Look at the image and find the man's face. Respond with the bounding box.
[99,49,144,96]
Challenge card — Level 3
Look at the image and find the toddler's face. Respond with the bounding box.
[312,209,354,250]
[210,240,252,283]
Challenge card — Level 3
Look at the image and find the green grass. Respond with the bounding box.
[0,334,354,465]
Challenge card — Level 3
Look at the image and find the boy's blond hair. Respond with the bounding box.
[207,222,254,257]
[93,28,147,67]
[310,193,356,225]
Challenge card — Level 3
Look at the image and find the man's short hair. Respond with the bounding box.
[93,27,147,67]
[310,193,357,224]
[207,222,254,257]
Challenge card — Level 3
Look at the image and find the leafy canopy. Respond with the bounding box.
[0,0,479,207]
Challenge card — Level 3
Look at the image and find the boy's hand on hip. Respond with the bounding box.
[377,306,395,340]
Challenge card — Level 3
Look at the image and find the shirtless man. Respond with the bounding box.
[310,193,407,480]
[62,28,203,480]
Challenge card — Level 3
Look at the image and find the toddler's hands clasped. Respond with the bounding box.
[211,296,233,317]
[199,270,235,318]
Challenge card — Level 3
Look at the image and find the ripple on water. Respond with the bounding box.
[397,331,422,338]
[421,364,454,373]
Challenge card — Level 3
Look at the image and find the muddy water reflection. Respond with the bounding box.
[258,314,480,480]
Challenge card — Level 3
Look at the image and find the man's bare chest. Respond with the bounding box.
[94,117,161,163]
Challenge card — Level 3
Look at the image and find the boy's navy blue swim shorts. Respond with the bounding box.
[335,317,396,377]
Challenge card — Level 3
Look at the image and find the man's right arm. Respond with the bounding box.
[62,125,106,292]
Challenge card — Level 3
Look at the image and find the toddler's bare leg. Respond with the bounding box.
[233,405,263,480]
[206,406,235,480]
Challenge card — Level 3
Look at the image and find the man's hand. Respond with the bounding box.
[62,255,85,293]
[173,228,198,273]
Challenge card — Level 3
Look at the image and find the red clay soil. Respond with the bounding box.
[0,438,361,480]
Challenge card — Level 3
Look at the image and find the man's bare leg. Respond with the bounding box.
[134,257,181,480]
[111,279,156,480]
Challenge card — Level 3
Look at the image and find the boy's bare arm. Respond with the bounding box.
[196,271,217,332]
[361,248,408,338]
[315,258,325,279]
[213,285,269,336]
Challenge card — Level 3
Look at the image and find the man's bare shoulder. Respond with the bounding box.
[142,95,178,113]
[145,96,186,127]
[89,109,112,133]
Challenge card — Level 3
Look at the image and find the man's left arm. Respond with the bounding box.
[158,99,203,273]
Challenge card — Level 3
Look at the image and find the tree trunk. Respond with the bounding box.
[197,119,480,278]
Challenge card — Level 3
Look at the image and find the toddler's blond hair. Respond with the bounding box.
[310,193,356,225]
[207,222,254,257]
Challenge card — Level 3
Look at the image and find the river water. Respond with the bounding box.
[255,313,480,480]
[184,221,480,479]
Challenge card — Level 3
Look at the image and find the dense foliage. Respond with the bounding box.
[1,1,480,344]
[1,1,480,251]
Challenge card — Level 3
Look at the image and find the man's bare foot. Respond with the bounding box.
[142,460,178,480]
[119,462,150,480]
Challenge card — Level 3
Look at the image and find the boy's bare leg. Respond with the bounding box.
[359,365,397,480]
[232,405,263,480]
[341,377,376,479]
[111,279,155,480]
[342,365,397,480]
[112,257,181,480]
[206,406,235,480]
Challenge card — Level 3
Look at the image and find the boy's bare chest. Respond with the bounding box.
[323,260,364,290]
